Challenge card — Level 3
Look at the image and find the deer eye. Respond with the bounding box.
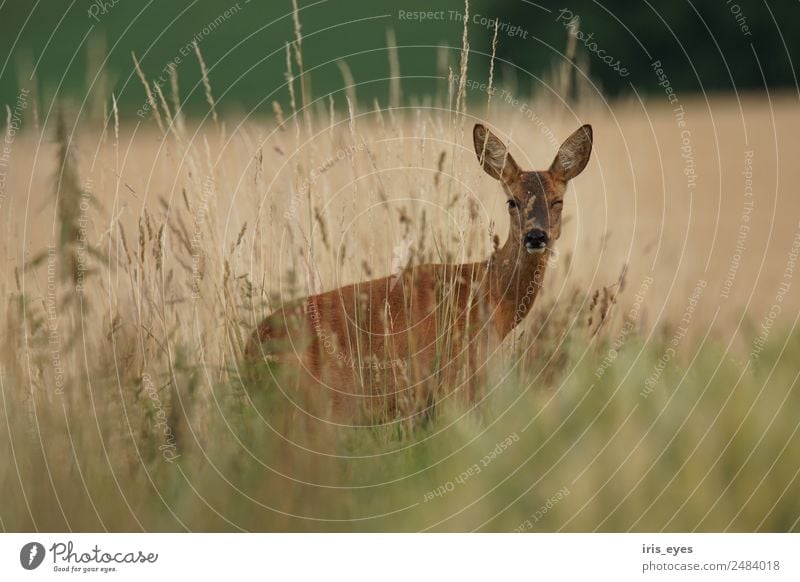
[506,199,518,210]
[551,199,564,210]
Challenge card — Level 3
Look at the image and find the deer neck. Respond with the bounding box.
[485,237,549,339]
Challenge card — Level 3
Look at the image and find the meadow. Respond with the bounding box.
[1,38,799,531]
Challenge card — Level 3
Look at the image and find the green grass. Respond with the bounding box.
[3,319,798,532]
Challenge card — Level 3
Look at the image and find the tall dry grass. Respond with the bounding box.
[1,24,799,531]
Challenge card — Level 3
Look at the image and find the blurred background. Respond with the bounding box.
[1,1,800,533]
[1,0,798,119]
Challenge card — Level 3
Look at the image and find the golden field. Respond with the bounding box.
[1,69,799,531]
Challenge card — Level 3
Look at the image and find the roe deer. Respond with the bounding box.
[245,123,593,424]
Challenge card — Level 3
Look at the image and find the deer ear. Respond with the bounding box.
[550,124,593,182]
[473,124,520,183]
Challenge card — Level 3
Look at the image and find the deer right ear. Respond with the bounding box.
[473,124,520,183]
[550,124,593,182]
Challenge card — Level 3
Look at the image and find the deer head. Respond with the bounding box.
[473,124,593,255]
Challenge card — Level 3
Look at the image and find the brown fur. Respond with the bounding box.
[245,124,593,424]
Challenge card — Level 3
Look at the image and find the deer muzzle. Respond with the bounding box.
[523,229,549,254]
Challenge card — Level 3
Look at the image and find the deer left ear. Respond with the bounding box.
[473,124,521,184]
[550,124,593,182]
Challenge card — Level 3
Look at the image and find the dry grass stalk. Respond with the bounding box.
[193,41,218,129]
[387,28,401,110]
[486,18,499,114]
[454,0,470,118]
[131,51,164,133]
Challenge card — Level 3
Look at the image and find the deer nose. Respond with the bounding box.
[523,229,549,254]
